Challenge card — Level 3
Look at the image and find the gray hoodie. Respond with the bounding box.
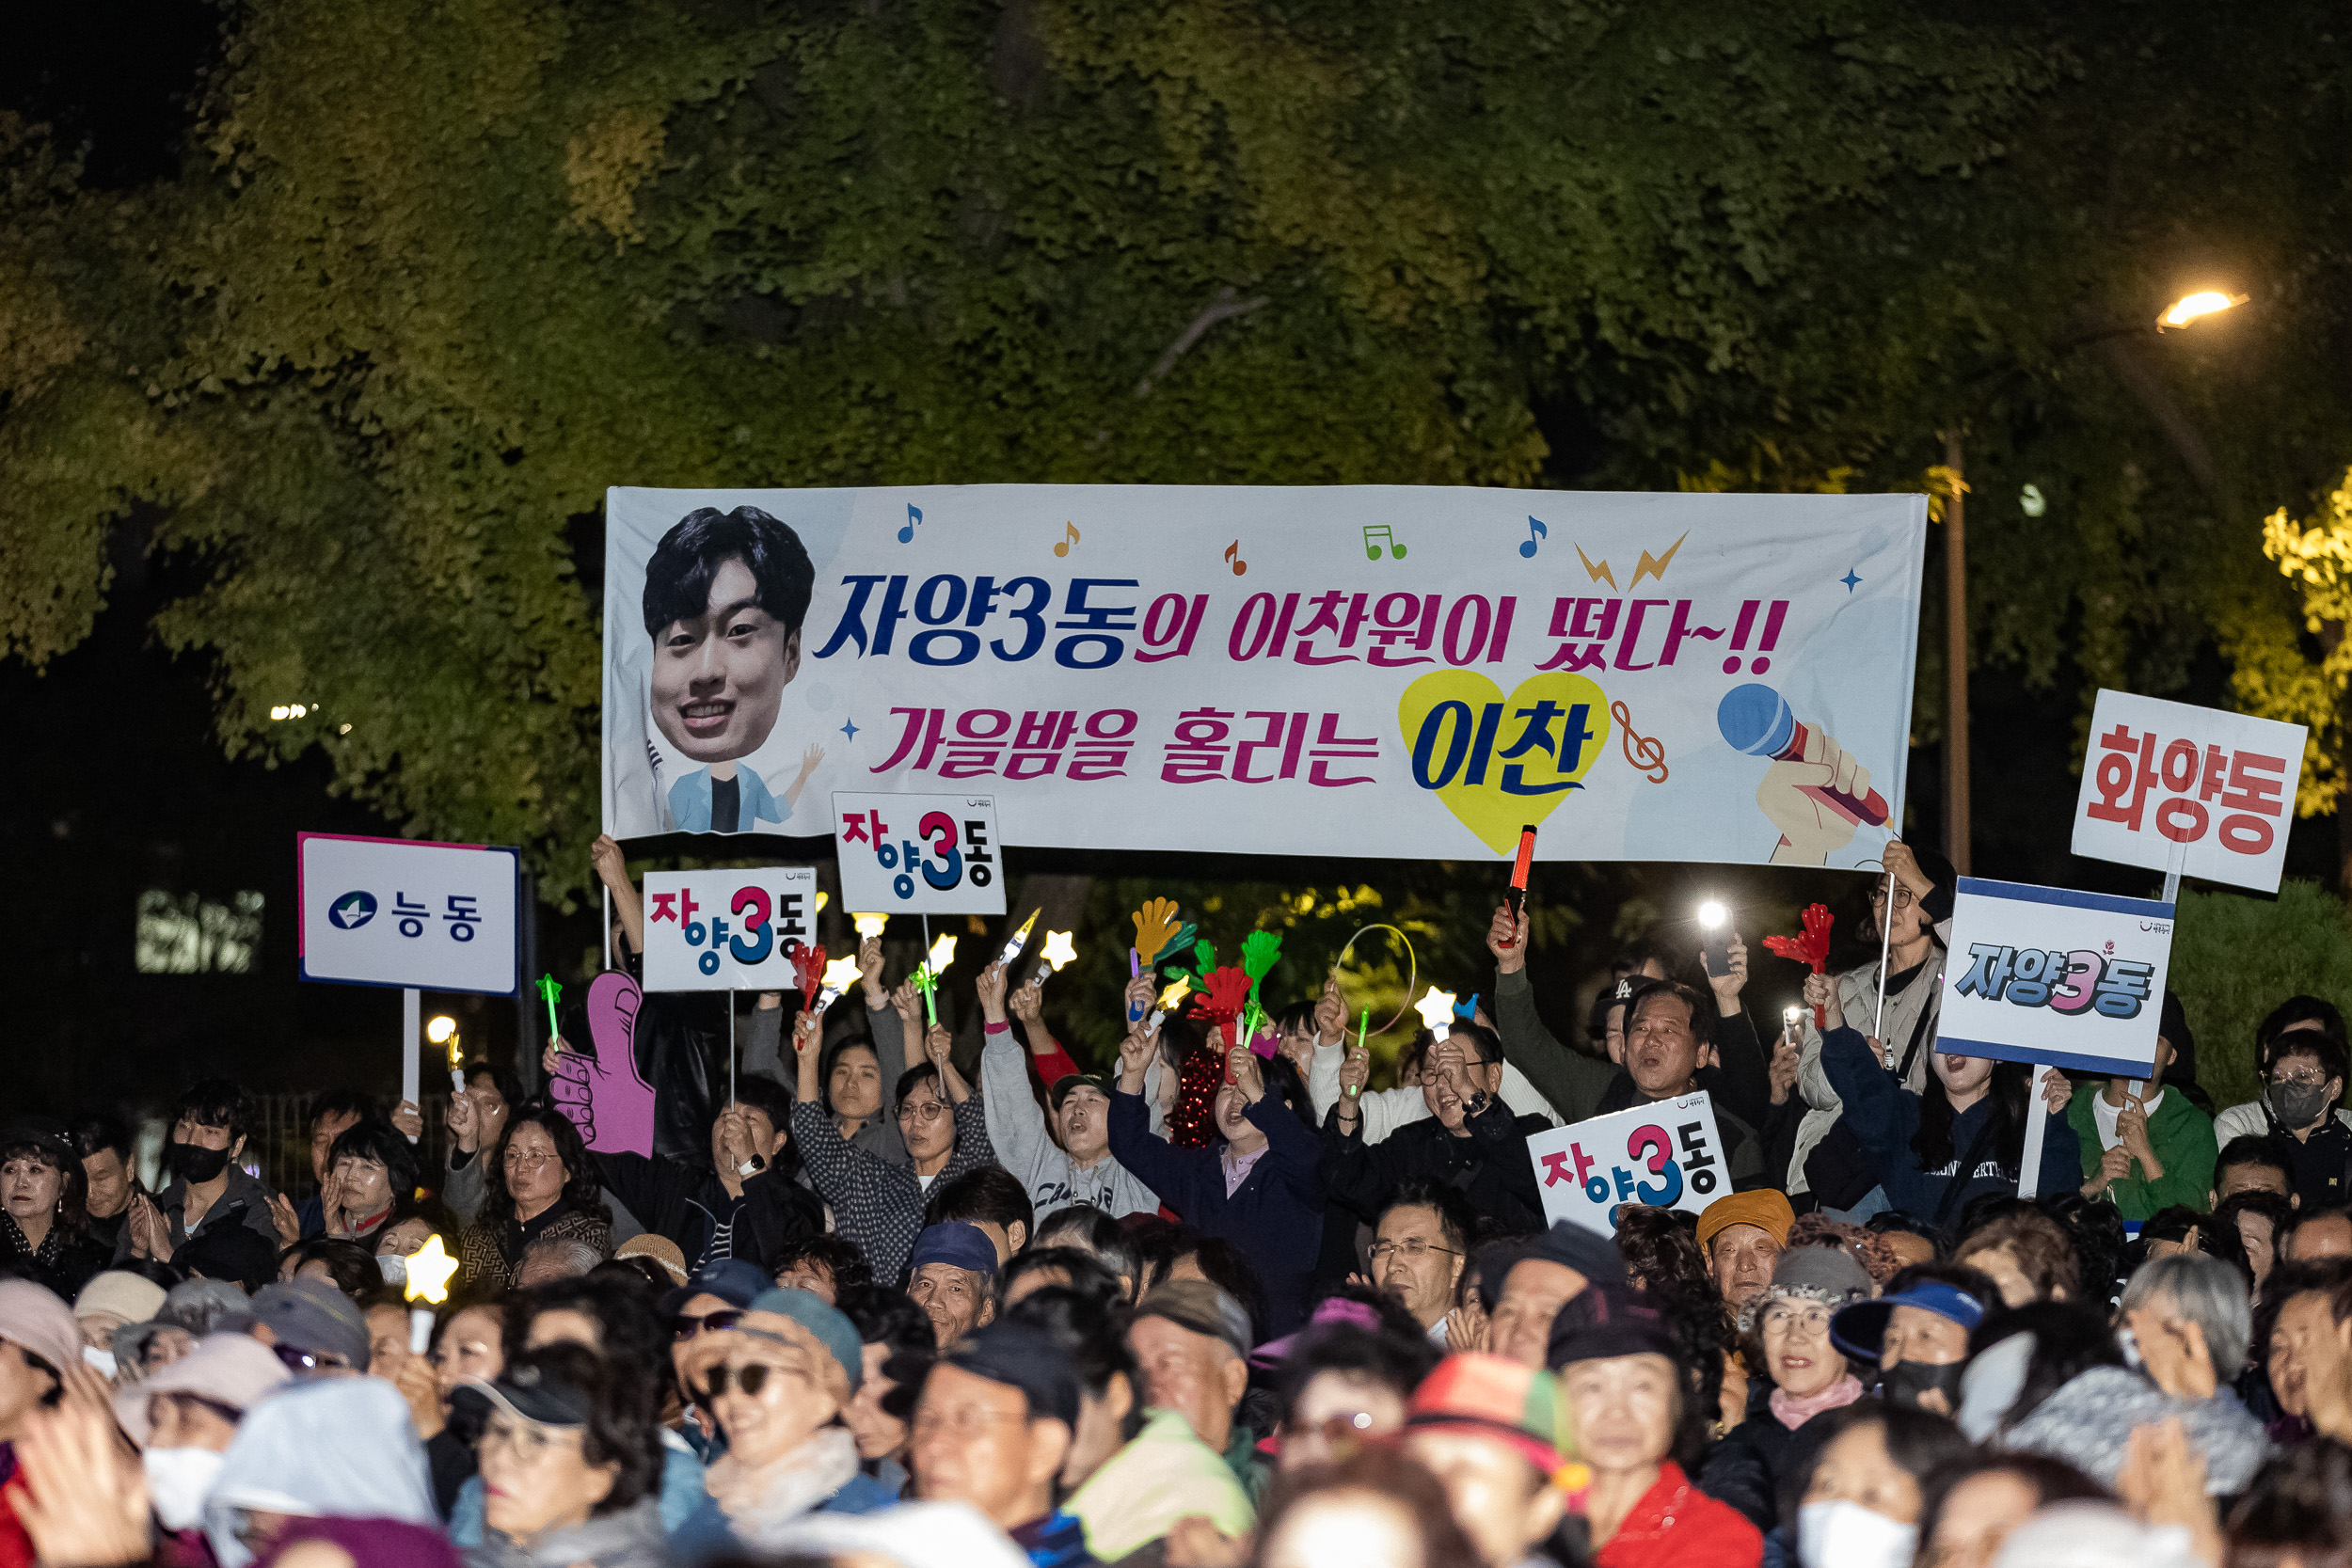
[978,1032,1159,1221]
[465,1496,674,1568]
[204,1378,437,1568]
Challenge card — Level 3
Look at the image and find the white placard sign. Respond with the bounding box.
[1526,1092,1726,1236]
[1937,877,2173,1078]
[297,832,519,995]
[833,791,1006,915]
[2071,689,2304,894]
[641,867,819,991]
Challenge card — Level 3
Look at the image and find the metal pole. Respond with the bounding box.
[1873,864,1895,1042]
[2016,1066,2050,1198]
[1946,431,1972,875]
[401,989,421,1142]
[602,886,612,971]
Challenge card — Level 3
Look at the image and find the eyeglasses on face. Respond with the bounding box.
[1368,1238,1461,1264]
[897,1100,948,1123]
[2271,1069,2331,1087]
[911,1404,1032,1440]
[482,1415,582,1459]
[672,1309,745,1340]
[503,1148,561,1168]
[1868,885,1917,910]
[1758,1304,1834,1336]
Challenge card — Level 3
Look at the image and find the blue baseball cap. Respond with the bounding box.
[1831,1280,1987,1360]
[910,1221,999,1276]
[660,1257,772,1316]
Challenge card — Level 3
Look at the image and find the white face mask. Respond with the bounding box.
[82,1345,118,1379]
[144,1447,227,1532]
[376,1253,407,1286]
[1798,1500,1916,1568]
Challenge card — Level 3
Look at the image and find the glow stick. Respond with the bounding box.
[1500,825,1536,944]
[997,910,1040,970]
[1128,947,1145,1022]
[853,912,888,938]
[403,1233,459,1353]
[537,974,562,1044]
[1036,930,1076,988]
[1415,989,1458,1031]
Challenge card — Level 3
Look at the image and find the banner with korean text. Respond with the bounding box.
[2070,689,2305,895]
[1938,878,2174,1078]
[602,485,1927,865]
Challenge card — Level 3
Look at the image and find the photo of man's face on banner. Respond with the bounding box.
[607,502,838,837]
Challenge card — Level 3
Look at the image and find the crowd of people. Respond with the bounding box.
[8,834,2352,1568]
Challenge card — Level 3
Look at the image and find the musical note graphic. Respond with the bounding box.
[1362,524,1406,561]
[1613,700,1670,783]
[898,503,923,545]
[1519,516,1548,559]
[1224,541,1247,576]
[1054,522,1081,558]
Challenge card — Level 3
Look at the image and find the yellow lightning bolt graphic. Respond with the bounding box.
[1573,543,1618,590]
[1630,531,1689,587]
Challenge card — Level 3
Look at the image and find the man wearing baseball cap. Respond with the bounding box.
[1476,1222,1625,1368]
[1831,1263,1990,1415]
[914,1318,1094,1566]
[1400,1354,1580,1568]
[246,1278,371,1376]
[1128,1281,1254,1490]
[909,1222,999,1349]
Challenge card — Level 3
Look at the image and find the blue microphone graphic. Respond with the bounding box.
[1717,684,1889,827]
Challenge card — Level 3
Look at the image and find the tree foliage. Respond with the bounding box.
[2,2,2348,896]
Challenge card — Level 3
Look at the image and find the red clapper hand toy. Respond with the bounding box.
[1190,967,1254,1080]
[789,941,826,1000]
[547,970,658,1157]
[1762,903,1836,1028]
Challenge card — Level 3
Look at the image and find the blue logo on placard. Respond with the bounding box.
[329,891,378,929]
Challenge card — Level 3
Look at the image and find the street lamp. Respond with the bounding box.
[2158,290,2247,331]
[1942,284,2246,873]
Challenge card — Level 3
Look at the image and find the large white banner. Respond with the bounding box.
[2070,689,2304,895]
[601,486,1926,864]
[1937,878,2173,1078]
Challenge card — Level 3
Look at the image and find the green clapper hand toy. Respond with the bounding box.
[537,974,563,1048]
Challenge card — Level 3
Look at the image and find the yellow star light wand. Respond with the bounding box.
[404,1233,460,1353]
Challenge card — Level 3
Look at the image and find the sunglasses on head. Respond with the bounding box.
[701,1362,787,1399]
[672,1309,745,1341]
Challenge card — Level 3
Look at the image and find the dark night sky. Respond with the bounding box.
[5,4,2342,1127]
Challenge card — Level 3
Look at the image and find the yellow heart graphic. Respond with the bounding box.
[1395,670,1613,853]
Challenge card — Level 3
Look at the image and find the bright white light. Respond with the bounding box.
[2159,290,2244,328]
[1783,1005,1804,1023]
[425,1015,458,1044]
[853,912,888,938]
[1415,988,1458,1031]
[1041,930,1078,971]
[2020,483,2046,517]
[927,933,958,973]
[820,955,864,994]
[338,722,352,735]
[1697,900,1727,930]
[269,705,291,721]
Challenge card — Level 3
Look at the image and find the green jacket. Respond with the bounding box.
[2068,1084,2217,1220]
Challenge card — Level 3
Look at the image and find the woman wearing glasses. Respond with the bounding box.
[1696,1245,1876,1535]
[466,1343,668,1568]
[791,1013,995,1286]
[672,1288,896,1556]
[458,1111,612,1293]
